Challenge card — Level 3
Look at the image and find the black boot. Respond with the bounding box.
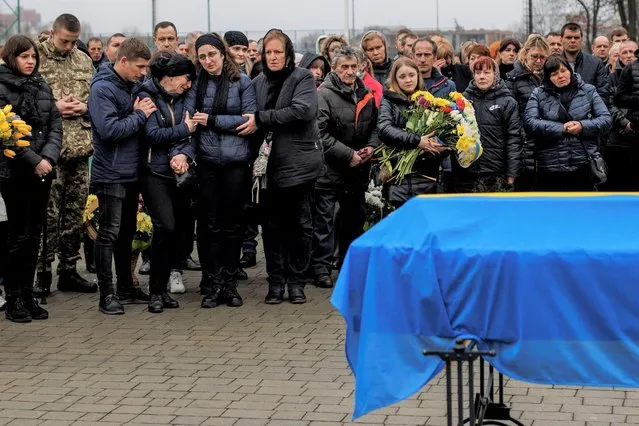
[265,285,285,305]
[288,286,307,304]
[99,294,125,315]
[239,252,257,268]
[117,285,149,305]
[23,295,48,320]
[58,269,98,293]
[201,269,224,308]
[148,294,164,313]
[5,297,31,323]
[314,274,334,289]
[33,271,52,297]
[235,268,248,281]
[84,235,96,273]
[224,270,243,307]
[199,270,212,295]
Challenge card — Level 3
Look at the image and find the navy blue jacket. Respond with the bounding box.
[525,75,612,173]
[136,78,196,176]
[89,64,146,183]
[423,68,457,99]
[194,73,256,165]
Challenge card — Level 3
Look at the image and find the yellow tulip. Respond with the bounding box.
[5,112,15,119]
[2,105,12,115]
[0,122,10,133]
[3,149,16,159]
[10,119,25,126]
[12,132,24,140]
[17,125,31,134]
[15,140,30,147]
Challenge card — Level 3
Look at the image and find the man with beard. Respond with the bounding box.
[35,13,97,297]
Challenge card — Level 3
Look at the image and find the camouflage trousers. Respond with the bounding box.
[37,159,90,272]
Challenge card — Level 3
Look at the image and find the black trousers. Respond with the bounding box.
[311,187,365,277]
[197,163,249,283]
[0,177,51,298]
[242,202,259,256]
[537,167,593,192]
[261,181,315,289]
[93,182,138,296]
[140,171,191,294]
[603,145,639,191]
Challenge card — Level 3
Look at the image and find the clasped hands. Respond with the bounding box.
[56,95,87,118]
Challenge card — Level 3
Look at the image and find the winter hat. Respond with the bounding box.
[149,51,196,81]
[195,33,226,55]
[224,31,249,48]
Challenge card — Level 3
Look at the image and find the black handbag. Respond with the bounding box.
[578,139,608,185]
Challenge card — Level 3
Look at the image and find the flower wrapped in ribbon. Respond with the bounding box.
[376,91,482,183]
[0,105,33,159]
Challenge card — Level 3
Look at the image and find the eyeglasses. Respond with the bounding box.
[198,51,219,61]
[529,54,548,61]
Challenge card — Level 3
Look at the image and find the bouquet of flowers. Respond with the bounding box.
[132,210,152,253]
[0,105,33,158]
[376,91,482,183]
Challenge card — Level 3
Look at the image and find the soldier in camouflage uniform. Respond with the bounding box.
[35,14,97,295]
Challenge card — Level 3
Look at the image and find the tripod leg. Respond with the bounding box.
[446,360,453,426]
[457,358,464,426]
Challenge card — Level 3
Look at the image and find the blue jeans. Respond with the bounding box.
[94,182,138,296]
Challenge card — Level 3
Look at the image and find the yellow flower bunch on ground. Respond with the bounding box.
[136,212,153,237]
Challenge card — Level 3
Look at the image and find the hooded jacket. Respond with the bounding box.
[441,63,473,93]
[462,79,523,177]
[372,58,393,88]
[88,64,147,183]
[252,32,324,189]
[316,72,379,190]
[299,53,331,87]
[505,60,543,172]
[136,77,196,176]
[0,65,62,180]
[37,38,94,161]
[525,74,612,173]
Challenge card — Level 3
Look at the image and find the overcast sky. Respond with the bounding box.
[10,0,523,35]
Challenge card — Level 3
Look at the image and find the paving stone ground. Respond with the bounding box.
[0,245,637,425]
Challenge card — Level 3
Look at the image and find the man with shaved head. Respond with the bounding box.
[592,35,611,63]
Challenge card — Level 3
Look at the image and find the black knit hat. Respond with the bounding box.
[195,33,226,55]
[224,31,249,48]
[149,51,196,81]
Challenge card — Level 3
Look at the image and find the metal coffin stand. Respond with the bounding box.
[423,339,525,426]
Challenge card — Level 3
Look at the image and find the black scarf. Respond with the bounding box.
[195,71,229,115]
[263,67,293,110]
[0,67,43,128]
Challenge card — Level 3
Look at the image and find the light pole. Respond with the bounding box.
[436,0,439,31]
[351,0,355,39]
[207,0,211,33]
[151,0,156,33]
[344,0,350,40]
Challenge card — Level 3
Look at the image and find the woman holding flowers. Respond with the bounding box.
[0,35,61,322]
[452,56,522,193]
[525,55,611,191]
[377,57,447,207]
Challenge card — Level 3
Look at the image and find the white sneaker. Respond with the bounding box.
[169,270,185,294]
[0,294,5,311]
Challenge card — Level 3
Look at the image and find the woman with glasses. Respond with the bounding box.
[505,36,550,191]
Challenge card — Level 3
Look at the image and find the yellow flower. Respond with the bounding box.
[3,149,16,159]
[12,132,24,140]
[16,125,31,134]
[2,105,12,115]
[433,98,451,108]
[450,92,464,101]
[410,90,435,104]
[456,124,465,136]
[456,135,475,152]
[15,140,30,147]
[0,122,10,133]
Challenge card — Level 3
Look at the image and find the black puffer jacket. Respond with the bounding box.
[372,58,393,88]
[565,50,610,105]
[608,60,632,147]
[525,75,612,173]
[505,60,542,172]
[253,67,324,189]
[0,64,61,180]
[462,80,523,177]
[316,72,379,190]
[299,53,331,87]
[441,63,473,93]
[377,89,441,180]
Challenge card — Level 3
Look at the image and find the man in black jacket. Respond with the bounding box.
[561,22,610,104]
[311,47,379,289]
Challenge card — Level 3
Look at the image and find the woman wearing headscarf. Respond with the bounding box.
[454,56,522,193]
[0,35,61,322]
[242,29,323,305]
[525,55,612,191]
[137,51,197,313]
[191,33,257,309]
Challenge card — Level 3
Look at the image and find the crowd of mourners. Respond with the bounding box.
[0,12,635,323]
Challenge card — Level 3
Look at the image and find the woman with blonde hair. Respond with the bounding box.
[377,57,446,207]
[436,40,473,92]
[321,34,348,64]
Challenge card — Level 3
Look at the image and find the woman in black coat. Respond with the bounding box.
[377,57,446,208]
[0,35,61,323]
[505,36,550,191]
[525,55,612,191]
[244,29,323,305]
[455,57,522,193]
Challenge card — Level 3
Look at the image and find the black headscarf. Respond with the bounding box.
[261,29,296,110]
[194,33,230,115]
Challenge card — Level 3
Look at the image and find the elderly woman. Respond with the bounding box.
[0,35,61,322]
[525,55,612,191]
[137,51,197,313]
[245,29,323,305]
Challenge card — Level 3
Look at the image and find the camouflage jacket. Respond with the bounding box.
[38,39,94,160]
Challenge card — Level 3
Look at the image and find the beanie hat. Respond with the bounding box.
[195,33,226,55]
[224,31,249,48]
[149,51,197,81]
